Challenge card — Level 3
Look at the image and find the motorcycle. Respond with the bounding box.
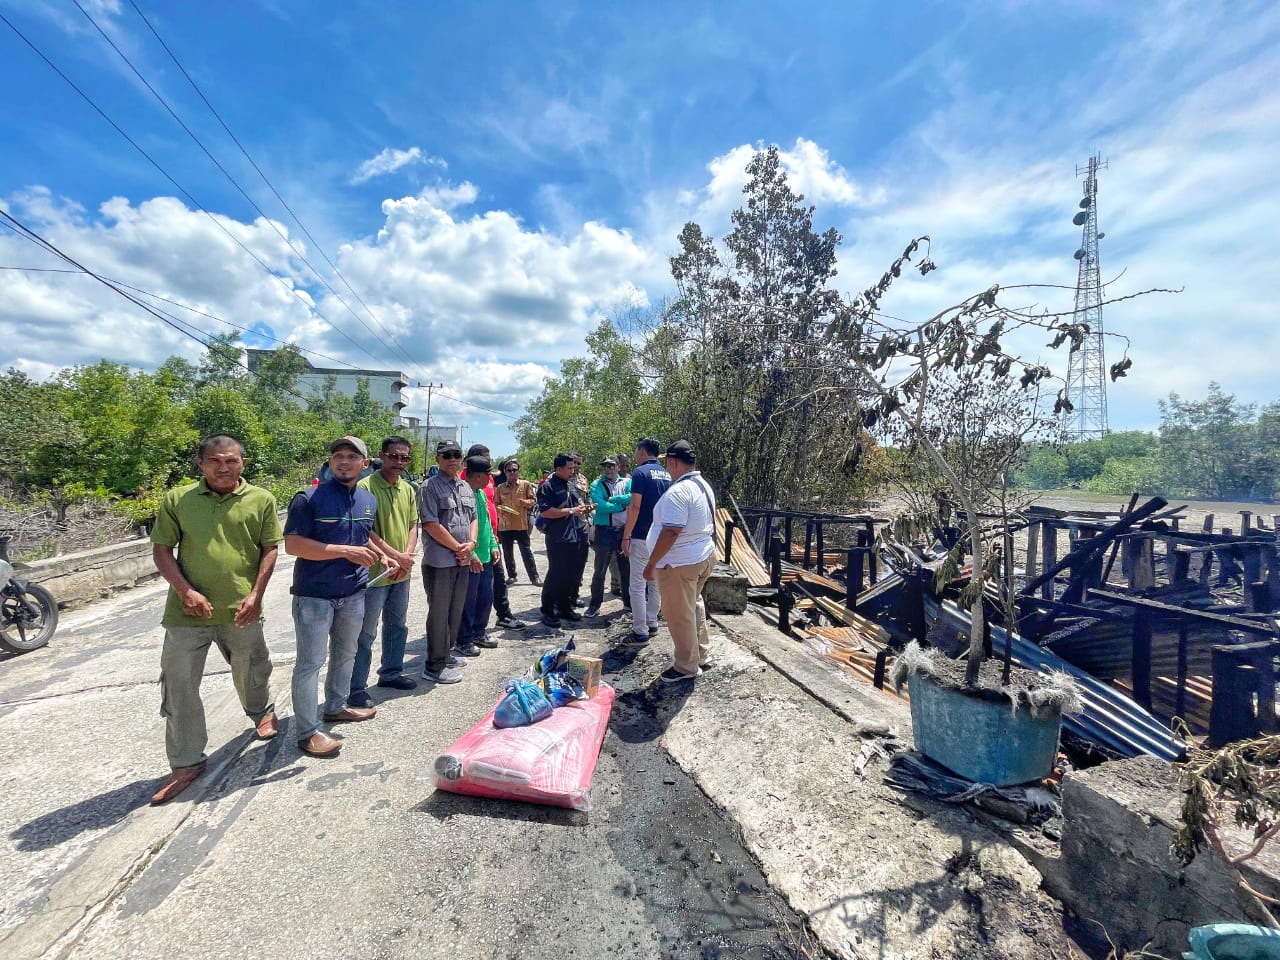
[0,538,58,654]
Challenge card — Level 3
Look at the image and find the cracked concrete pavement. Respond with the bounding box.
[0,555,822,960]
[1,543,1081,959]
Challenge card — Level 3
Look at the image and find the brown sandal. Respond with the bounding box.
[255,713,279,739]
[150,763,206,805]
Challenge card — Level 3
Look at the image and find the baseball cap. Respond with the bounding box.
[435,439,462,455]
[663,440,696,463]
[601,456,618,466]
[330,435,368,458]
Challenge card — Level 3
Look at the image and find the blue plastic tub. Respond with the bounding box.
[907,672,1062,786]
[1185,923,1280,959]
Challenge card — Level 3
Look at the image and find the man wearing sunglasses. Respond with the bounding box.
[495,460,540,584]
[416,440,477,684]
[350,436,420,706]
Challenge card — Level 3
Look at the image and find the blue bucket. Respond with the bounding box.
[907,672,1062,786]
[1185,923,1280,959]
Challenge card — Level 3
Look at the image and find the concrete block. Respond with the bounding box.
[23,539,158,608]
[1054,756,1280,956]
[703,564,747,614]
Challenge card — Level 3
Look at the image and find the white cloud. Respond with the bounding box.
[689,137,872,228]
[325,189,655,370]
[415,181,478,211]
[0,181,656,442]
[0,187,318,372]
[349,146,442,185]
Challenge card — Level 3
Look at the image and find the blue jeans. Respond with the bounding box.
[351,578,411,694]
[458,563,494,646]
[291,593,365,740]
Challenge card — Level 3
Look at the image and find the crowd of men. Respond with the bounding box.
[147,432,717,805]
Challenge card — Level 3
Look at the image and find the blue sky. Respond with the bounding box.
[1,0,1277,456]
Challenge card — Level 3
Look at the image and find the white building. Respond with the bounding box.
[399,416,461,450]
[246,349,407,414]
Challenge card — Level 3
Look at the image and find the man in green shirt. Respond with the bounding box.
[149,435,283,805]
[350,436,420,706]
[457,455,501,655]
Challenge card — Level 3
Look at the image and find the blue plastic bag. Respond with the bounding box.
[541,670,589,707]
[534,637,576,677]
[493,679,554,728]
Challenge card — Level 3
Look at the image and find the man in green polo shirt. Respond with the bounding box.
[350,435,420,705]
[149,435,283,805]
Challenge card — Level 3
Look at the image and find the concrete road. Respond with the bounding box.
[0,553,820,960]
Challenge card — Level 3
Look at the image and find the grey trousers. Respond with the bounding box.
[160,621,274,770]
[423,564,469,674]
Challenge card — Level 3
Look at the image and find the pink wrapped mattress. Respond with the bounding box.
[433,683,615,811]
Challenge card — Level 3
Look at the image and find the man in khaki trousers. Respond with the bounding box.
[640,441,717,683]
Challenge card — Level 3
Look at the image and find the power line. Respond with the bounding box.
[66,0,421,379]
[0,264,363,371]
[432,390,520,422]
[122,0,421,374]
[0,212,314,406]
[0,8,385,369]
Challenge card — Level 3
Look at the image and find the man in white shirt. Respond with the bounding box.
[641,440,717,683]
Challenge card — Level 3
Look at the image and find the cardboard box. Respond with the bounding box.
[565,654,602,698]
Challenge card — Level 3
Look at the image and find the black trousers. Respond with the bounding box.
[490,557,512,619]
[571,535,589,601]
[499,529,539,580]
[589,526,630,607]
[541,539,581,618]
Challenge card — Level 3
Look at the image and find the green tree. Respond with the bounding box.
[249,343,308,419]
[1020,446,1068,489]
[32,361,196,496]
[1159,383,1257,498]
[0,368,76,491]
[654,145,873,506]
[1082,455,1164,495]
[189,385,267,476]
[197,331,248,388]
[514,318,672,474]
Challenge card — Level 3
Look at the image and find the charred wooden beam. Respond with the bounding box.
[1023,497,1168,600]
[1087,588,1280,635]
[1133,608,1154,710]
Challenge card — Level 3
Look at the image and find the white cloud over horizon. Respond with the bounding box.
[2,0,1276,450]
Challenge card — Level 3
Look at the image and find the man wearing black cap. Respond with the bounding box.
[285,436,402,757]
[416,439,477,684]
[641,440,718,683]
[536,452,593,627]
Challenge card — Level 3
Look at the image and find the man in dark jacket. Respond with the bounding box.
[536,452,592,628]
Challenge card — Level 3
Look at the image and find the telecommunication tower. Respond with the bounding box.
[1062,155,1109,440]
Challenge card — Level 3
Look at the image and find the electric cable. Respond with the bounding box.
[0,264,363,372]
[432,390,520,422]
[0,212,312,405]
[0,8,385,368]
[123,0,420,372]
[71,0,420,377]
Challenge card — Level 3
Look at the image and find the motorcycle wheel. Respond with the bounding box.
[0,583,59,653]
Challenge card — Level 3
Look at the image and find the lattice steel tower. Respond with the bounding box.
[1062,155,1109,440]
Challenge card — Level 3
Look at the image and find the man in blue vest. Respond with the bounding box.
[285,436,402,758]
[621,437,671,646]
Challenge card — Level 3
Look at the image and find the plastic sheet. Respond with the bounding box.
[433,683,615,811]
